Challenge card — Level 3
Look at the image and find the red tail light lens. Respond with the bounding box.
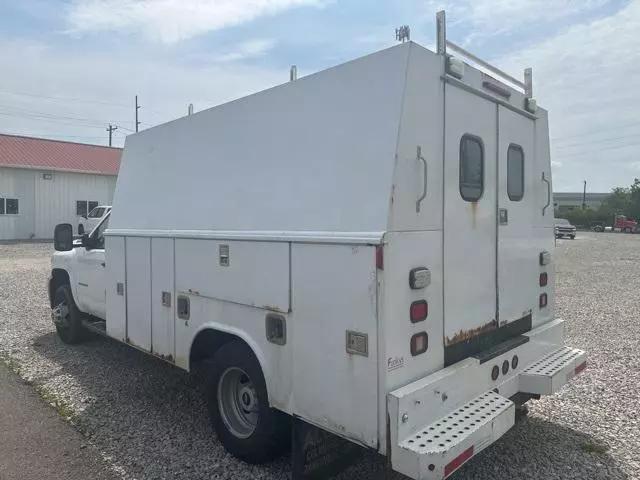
[410,300,428,323]
[539,293,548,308]
[410,332,428,356]
[539,272,548,287]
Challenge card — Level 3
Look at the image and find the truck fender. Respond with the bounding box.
[188,323,271,400]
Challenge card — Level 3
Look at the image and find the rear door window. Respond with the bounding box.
[459,134,484,202]
[507,144,524,201]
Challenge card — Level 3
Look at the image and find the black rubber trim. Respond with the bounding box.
[474,335,530,365]
[445,314,532,367]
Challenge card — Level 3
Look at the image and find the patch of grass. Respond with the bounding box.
[581,441,609,455]
[34,384,78,422]
[1,353,78,423]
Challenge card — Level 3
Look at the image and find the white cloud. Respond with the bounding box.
[420,0,612,44]
[0,38,286,147]
[495,1,640,191]
[65,0,325,44]
[213,39,276,62]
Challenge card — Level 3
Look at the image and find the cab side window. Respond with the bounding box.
[459,134,484,202]
[507,144,524,201]
[93,215,110,249]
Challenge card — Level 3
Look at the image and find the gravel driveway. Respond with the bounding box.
[0,232,638,479]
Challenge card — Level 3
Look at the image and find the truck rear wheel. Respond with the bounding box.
[205,340,290,464]
[52,285,85,344]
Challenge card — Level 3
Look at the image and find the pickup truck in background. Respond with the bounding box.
[555,218,576,239]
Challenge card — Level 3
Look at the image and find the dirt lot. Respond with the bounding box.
[1,232,639,479]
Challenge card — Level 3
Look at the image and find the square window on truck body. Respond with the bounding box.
[6,198,18,214]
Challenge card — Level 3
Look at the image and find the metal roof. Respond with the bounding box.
[0,133,121,175]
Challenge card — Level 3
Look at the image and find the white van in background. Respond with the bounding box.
[48,12,587,480]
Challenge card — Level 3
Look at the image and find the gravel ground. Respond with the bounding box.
[0,232,638,479]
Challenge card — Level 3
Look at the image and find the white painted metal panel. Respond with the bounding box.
[126,237,152,350]
[291,243,378,448]
[34,170,116,238]
[106,236,126,341]
[497,107,537,325]
[443,85,497,346]
[110,44,411,234]
[151,237,175,359]
[175,239,289,312]
[533,110,554,228]
[389,44,444,232]
[0,167,35,240]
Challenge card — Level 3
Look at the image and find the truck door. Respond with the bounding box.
[443,85,498,366]
[497,107,536,327]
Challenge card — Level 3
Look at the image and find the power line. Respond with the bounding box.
[0,88,172,118]
[554,140,640,160]
[552,120,640,143]
[554,133,640,150]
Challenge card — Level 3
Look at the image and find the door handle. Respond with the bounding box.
[541,172,551,216]
[416,146,427,213]
[101,262,106,267]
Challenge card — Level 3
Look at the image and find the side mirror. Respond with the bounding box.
[78,223,85,236]
[54,224,74,251]
[81,233,92,249]
[82,214,88,220]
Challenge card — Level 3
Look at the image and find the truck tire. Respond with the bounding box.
[52,285,85,344]
[570,235,575,239]
[205,340,290,464]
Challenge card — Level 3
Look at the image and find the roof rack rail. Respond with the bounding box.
[436,10,533,98]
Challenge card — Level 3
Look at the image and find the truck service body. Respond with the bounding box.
[49,14,586,479]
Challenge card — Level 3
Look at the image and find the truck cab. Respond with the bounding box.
[50,212,109,331]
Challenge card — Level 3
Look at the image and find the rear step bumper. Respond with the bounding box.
[388,319,586,480]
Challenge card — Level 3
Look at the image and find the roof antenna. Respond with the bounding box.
[395,25,410,43]
[290,65,297,82]
[188,103,194,116]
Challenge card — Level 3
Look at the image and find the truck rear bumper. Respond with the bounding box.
[388,319,586,479]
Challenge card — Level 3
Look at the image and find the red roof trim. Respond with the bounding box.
[0,133,122,175]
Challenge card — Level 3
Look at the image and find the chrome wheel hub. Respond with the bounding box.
[217,367,259,439]
[51,302,70,327]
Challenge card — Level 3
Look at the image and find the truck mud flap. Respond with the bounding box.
[291,417,366,480]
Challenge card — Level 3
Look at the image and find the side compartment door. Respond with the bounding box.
[497,107,537,326]
[443,85,497,364]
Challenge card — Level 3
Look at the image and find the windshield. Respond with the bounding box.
[555,218,570,225]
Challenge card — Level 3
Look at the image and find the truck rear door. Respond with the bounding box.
[497,106,537,329]
[443,84,498,366]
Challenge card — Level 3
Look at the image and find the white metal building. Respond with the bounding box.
[0,134,121,240]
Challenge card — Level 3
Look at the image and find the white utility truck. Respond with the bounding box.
[49,12,586,479]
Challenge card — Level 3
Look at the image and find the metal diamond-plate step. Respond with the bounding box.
[520,346,586,395]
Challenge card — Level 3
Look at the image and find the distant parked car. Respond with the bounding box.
[78,205,111,235]
[590,221,605,232]
[555,218,576,239]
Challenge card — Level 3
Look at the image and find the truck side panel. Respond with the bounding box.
[291,243,379,448]
[126,237,152,350]
[105,235,126,342]
[174,239,289,313]
[151,237,175,358]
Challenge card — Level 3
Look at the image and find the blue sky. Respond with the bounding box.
[0,0,638,191]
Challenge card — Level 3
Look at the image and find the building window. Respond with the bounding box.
[6,198,19,214]
[507,144,525,201]
[76,200,99,217]
[459,134,484,202]
[0,198,19,215]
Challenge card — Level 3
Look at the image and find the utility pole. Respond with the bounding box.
[582,180,587,210]
[106,124,118,147]
[135,95,141,132]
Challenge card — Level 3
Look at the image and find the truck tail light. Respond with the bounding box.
[410,332,428,356]
[444,446,474,477]
[539,272,548,287]
[376,245,383,270]
[539,293,548,308]
[410,300,428,323]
